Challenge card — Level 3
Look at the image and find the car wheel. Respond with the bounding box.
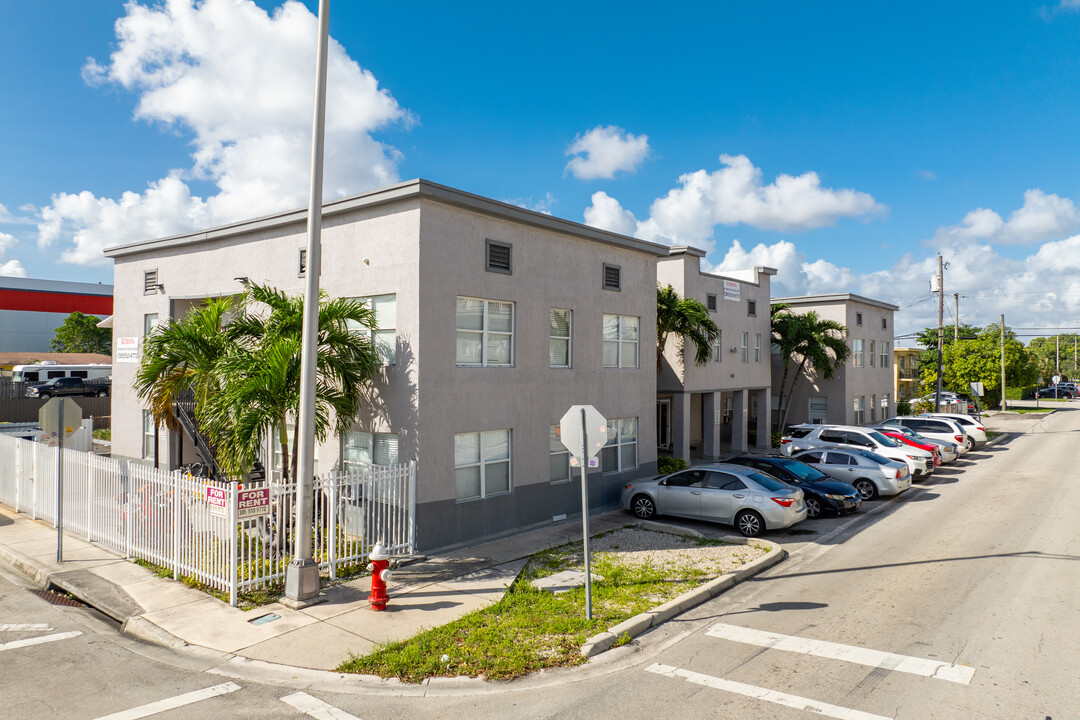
[963,437,974,452]
[805,496,823,519]
[96,389,108,397]
[854,479,878,501]
[735,510,765,538]
[631,494,656,519]
[38,393,50,399]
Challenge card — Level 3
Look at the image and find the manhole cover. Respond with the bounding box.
[29,589,84,607]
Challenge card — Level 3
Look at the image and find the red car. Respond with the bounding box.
[882,430,941,467]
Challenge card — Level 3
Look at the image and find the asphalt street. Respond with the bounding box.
[1,409,1077,719]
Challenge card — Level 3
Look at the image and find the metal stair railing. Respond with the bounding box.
[173,389,223,480]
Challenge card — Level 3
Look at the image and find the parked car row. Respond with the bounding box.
[619,411,990,538]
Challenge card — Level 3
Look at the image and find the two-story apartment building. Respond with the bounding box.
[103,179,667,551]
[771,294,898,428]
[656,247,775,459]
[894,347,922,402]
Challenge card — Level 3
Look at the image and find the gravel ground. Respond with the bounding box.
[586,526,769,578]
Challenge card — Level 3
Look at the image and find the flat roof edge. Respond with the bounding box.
[772,293,900,311]
[104,179,670,259]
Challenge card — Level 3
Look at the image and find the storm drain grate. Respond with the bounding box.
[30,589,84,607]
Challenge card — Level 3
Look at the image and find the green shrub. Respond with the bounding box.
[657,456,687,474]
[896,400,911,416]
[771,431,783,448]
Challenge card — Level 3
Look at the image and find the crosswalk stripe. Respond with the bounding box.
[0,623,53,632]
[646,663,891,720]
[91,682,241,720]
[0,630,81,651]
[281,692,363,720]
[706,622,976,685]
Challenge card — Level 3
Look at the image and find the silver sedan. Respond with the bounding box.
[620,463,806,537]
[789,448,911,500]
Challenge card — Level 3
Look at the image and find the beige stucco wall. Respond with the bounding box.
[773,296,896,428]
[415,201,658,506]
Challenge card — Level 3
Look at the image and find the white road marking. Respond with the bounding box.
[646,663,891,720]
[91,681,241,720]
[281,692,363,720]
[0,623,52,632]
[0,630,81,651]
[706,622,975,685]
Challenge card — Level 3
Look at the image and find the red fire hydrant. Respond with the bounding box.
[367,543,392,611]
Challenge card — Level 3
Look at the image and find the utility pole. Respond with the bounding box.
[1056,334,1060,376]
[1000,314,1006,411]
[954,293,959,342]
[284,0,330,608]
[935,254,944,409]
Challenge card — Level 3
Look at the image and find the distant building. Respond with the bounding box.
[772,294,898,428]
[0,277,113,352]
[0,352,112,374]
[894,347,922,402]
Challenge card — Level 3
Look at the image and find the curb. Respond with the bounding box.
[579,537,786,657]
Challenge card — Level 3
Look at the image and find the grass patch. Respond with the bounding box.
[1012,408,1053,414]
[338,528,765,682]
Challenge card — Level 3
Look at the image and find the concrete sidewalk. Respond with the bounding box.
[0,505,633,671]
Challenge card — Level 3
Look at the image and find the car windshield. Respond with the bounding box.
[867,431,899,447]
[770,458,827,481]
[855,451,892,464]
[746,472,790,491]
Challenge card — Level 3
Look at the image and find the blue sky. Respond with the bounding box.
[3,1,1080,340]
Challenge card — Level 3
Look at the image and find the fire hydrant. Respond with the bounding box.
[367,543,392,611]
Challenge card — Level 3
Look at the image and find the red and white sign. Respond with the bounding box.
[723,280,740,301]
[206,486,228,517]
[116,337,139,363]
[237,488,270,519]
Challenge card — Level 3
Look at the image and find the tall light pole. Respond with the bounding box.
[284,0,330,607]
[1000,315,1006,412]
[935,254,944,409]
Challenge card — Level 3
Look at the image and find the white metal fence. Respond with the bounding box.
[0,434,415,605]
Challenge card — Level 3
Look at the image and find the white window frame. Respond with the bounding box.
[342,430,400,473]
[142,410,156,460]
[549,425,571,484]
[713,329,722,363]
[853,396,865,425]
[741,332,749,363]
[853,339,865,368]
[456,297,515,367]
[273,423,318,479]
[869,340,876,367]
[600,417,638,473]
[454,429,512,501]
[754,333,761,363]
[870,394,877,422]
[550,308,572,369]
[881,341,889,368]
[143,313,158,337]
[602,314,639,369]
[351,294,397,365]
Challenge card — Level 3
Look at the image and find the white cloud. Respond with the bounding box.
[583,154,886,248]
[0,203,34,225]
[918,170,936,181]
[583,191,639,237]
[565,126,649,180]
[0,233,28,277]
[39,0,410,266]
[505,192,557,215]
[929,189,1080,247]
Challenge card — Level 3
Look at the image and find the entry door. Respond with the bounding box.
[809,397,828,424]
[657,400,671,450]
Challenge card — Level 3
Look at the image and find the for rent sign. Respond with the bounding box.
[237,488,270,519]
[206,485,228,517]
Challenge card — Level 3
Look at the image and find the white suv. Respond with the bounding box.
[781,424,935,477]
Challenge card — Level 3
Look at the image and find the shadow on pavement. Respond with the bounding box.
[755,550,1080,583]
[725,600,829,615]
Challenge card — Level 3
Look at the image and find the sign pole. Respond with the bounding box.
[56,400,64,562]
[579,407,592,621]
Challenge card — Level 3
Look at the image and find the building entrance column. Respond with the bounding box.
[670,392,691,461]
[754,388,772,449]
[731,389,749,453]
[701,391,721,460]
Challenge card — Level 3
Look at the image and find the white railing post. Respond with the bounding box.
[14,440,22,514]
[172,471,181,579]
[87,453,94,542]
[328,470,338,580]
[408,460,417,554]
[124,460,132,559]
[229,482,238,607]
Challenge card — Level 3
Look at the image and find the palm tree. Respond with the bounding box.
[771,303,851,430]
[199,284,381,481]
[133,296,238,436]
[134,284,382,482]
[656,284,720,374]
